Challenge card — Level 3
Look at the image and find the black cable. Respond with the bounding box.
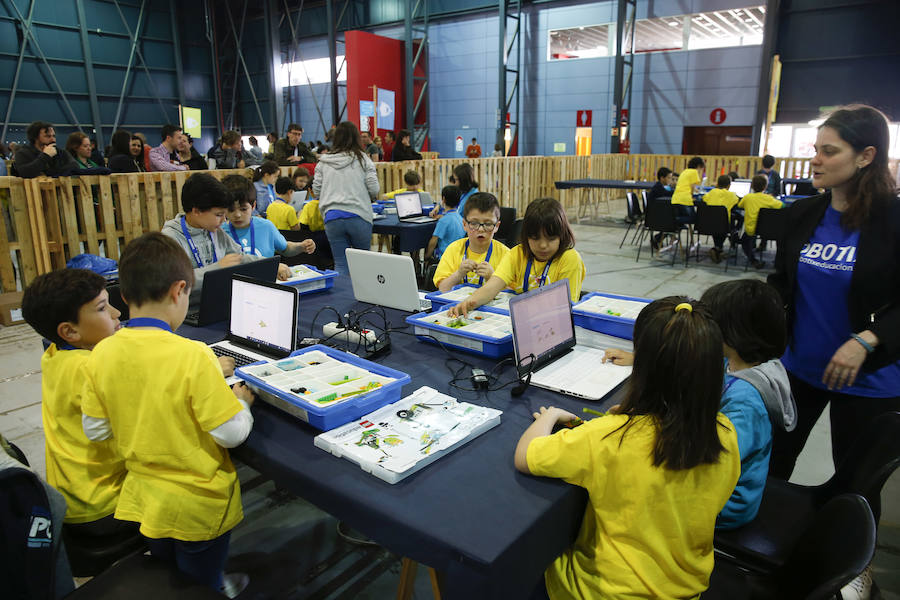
[309,305,344,339]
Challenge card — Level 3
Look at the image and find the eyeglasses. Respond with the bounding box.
[465,220,497,231]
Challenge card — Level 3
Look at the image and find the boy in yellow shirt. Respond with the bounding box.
[433,191,510,291]
[738,174,783,269]
[20,269,130,537]
[702,174,742,263]
[670,156,704,223]
[81,232,255,595]
[299,197,325,232]
[266,176,301,231]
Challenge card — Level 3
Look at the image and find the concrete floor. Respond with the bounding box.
[1,221,897,598]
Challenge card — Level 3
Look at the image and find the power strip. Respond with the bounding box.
[323,322,380,347]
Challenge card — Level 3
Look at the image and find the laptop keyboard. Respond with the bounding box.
[211,345,257,367]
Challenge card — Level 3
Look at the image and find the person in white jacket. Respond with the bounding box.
[312,122,380,274]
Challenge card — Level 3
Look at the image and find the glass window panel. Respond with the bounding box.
[548,25,610,60]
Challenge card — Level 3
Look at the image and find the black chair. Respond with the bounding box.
[635,202,684,266]
[106,283,129,320]
[6,441,29,466]
[507,218,524,247]
[62,521,146,577]
[714,411,900,574]
[640,190,648,214]
[618,192,644,249]
[494,206,517,246]
[281,228,333,270]
[753,208,786,264]
[706,494,876,600]
[692,204,733,270]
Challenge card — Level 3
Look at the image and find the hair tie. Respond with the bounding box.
[674,302,693,313]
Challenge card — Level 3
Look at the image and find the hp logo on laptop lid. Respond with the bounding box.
[377,274,386,284]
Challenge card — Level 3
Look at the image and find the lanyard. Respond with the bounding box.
[228,221,255,256]
[180,215,217,268]
[464,240,493,286]
[267,184,276,204]
[126,317,173,332]
[58,343,78,350]
[523,257,553,292]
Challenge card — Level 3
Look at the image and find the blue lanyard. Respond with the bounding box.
[126,317,173,332]
[267,184,276,204]
[180,216,217,268]
[228,221,255,256]
[523,257,553,292]
[58,343,78,350]
[464,240,493,286]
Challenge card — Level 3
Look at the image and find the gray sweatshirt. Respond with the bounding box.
[731,359,797,432]
[312,151,379,223]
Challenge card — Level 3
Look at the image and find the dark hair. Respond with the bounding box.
[119,233,195,307]
[287,123,303,133]
[161,124,181,142]
[453,163,478,194]
[109,129,132,157]
[268,131,277,140]
[130,135,144,156]
[26,121,53,145]
[22,269,107,347]
[252,159,280,182]
[687,156,705,170]
[728,171,740,181]
[463,192,500,219]
[821,104,896,230]
[398,129,411,142]
[716,174,732,188]
[249,136,258,146]
[403,170,421,186]
[751,174,768,193]
[220,130,240,146]
[331,121,367,165]
[274,176,294,195]
[520,197,575,261]
[656,167,672,181]
[701,280,786,364]
[222,174,255,207]
[762,155,775,169]
[65,132,89,157]
[292,167,310,181]
[385,131,395,141]
[616,296,728,470]
[471,137,477,143]
[181,173,233,212]
[441,185,462,208]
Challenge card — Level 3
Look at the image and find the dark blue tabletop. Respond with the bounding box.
[555,178,655,190]
[783,177,812,185]
[372,214,437,253]
[179,278,624,599]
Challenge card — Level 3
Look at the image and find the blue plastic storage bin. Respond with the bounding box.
[425,284,517,314]
[278,265,338,295]
[235,345,411,430]
[405,306,513,358]
[572,292,652,340]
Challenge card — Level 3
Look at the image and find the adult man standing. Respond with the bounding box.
[360,131,380,162]
[274,123,316,165]
[466,137,482,158]
[13,121,78,178]
[148,124,187,171]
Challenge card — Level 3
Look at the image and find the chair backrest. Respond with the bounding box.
[640,190,648,212]
[494,206,517,244]
[643,201,678,233]
[508,218,524,247]
[695,204,730,236]
[777,494,876,600]
[755,208,787,240]
[105,283,129,321]
[625,192,641,219]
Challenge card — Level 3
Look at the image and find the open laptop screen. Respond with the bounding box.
[730,179,752,197]
[395,192,422,218]
[229,275,297,355]
[508,280,575,375]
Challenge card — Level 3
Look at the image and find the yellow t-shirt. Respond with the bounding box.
[41,345,125,523]
[266,200,299,231]
[299,199,325,232]
[433,237,510,288]
[528,414,740,600]
[702,188,740,220]
[672,168,701,206]
[493,245,585,301]
[738,192,783,235]
[81,328,244,541]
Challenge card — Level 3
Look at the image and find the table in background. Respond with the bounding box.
[372,214,438,273]
[554,179,655,222]
[180,277,626,599]
[782,177,813,195]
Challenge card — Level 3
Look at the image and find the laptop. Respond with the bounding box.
[183,257,280,327]
[346,249,431,312]
[208,274,299,382]
[508,280,631,401]
[730,179,753,198]
[395,191,436,224]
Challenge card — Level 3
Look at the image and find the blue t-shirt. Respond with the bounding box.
[782,205,900,397]
[432,210,465,259]
[324,209,359,223]
[227,216,287,258]
[254,181,276,216]
[456,187,479,215]
[717,374,772,530]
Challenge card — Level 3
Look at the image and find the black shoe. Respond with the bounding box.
[708,248,722,264]
[752,259,766,270]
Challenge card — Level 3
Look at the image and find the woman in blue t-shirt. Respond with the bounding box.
[768,105,900,488]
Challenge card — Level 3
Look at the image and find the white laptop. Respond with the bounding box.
[395,191,436,224]
[346,249,431,312]
[730,179,753,198]
[290,189,308,211]
[508,280,631,401]
[208,275,299,383]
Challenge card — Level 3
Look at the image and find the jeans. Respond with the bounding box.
[324,216,373,275]
[146,531,232,591]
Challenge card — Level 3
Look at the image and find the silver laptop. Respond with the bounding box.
[508,280,631,401]
[346,249,431,312]
[730,179,753,198]
[395,191,436,224]
[209,275,299,383]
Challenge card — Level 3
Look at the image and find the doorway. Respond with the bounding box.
[682,126,752,155]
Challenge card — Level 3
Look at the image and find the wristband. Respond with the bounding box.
[850,333,875,354]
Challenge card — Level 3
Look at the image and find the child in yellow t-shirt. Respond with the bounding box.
[267,176,301,231]
[448,197,585,317]
[702,174,742,263]
[738,174,783,269]
[671,156,705,213]
[81,233,255,594]
[433,191,509,291]
[299,199,325,232]
[20,268,130,536]
[515,297,740,600]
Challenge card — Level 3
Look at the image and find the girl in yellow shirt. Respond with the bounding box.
[448,197,585,316]
[515,297,741,600]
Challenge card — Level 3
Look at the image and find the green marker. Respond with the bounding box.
[582,407,605,417]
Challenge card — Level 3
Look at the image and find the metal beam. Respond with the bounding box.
[264,0,283,134]
[497,0,521,156]
[205,0,224,134]
[111,0,147,133]
[326,0,339,127]
[281,0,330,137]
[224,2,268,132]
[404,0,429,150]
[610,0,636,153]
[752,0,781,154]
[1,0,35,144]
[169,0,186,107]
[75,0,104,147]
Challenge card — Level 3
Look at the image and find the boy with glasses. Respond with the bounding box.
[433,191,509,291]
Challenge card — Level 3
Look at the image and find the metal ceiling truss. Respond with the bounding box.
[280,0,330,137]
[497,0,521,156]
[326,0,355,126]
[611,0,636,152]
[405,0,429,150]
